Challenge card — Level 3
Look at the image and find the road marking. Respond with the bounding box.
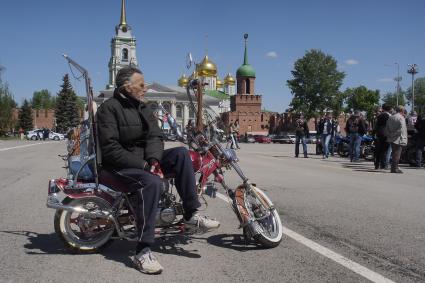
[216,192,396,283]
[0,142,56,152]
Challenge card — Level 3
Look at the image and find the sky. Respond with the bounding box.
[1,0,424,112]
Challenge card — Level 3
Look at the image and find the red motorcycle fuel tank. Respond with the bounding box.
[189,150,202,172]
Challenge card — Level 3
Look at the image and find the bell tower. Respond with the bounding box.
[106,0,139,89]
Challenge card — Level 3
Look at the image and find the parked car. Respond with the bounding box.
[26,129,44,140]
[26,129,64,141]
[254,135,272,143]
[287,134,296,144]
[241,134,256,143]
[271,134,294,144]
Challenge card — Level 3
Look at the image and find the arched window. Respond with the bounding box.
[261,114,264,122]
[245,78,250,94]
[176,105,182,118]
[189,107,195,118]
[122,48,129,62]
[149,102,158,111]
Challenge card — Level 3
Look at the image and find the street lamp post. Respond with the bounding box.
[407,64,418,113]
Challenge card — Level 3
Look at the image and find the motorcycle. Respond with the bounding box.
[46,55,283,252]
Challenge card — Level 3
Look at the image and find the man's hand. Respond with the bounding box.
[146,159,164,178]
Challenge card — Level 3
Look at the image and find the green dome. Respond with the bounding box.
[236,64,256,77]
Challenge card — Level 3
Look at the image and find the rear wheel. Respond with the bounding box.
[54,197,115,252]
[243,187,283,248]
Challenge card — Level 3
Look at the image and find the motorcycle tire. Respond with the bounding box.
[54,196,115,252]
[243,187,283,248]
[363,145,374,161]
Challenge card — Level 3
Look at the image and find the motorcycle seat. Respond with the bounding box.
[98,169,133,193]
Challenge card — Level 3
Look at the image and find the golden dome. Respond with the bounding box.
[224,73,235,85]
[178,74,189,87]
[196,55,217,77]
[216,76,224,88]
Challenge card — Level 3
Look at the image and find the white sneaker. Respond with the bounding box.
[184,212,220,233]
[132,247,163,275]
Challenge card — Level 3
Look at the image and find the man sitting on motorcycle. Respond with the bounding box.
[96,66,219,275]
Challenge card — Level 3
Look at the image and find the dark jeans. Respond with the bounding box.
[374,136,389,168]
[416,138,425,167]
[391,143,403,171]
[295,135,307,157]
[113,147,201,245]
[349,133,362,161]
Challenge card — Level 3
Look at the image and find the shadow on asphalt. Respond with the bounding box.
[0,230,202,268]
[206,233,264,251]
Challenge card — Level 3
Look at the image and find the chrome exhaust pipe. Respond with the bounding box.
[46,194,111,219]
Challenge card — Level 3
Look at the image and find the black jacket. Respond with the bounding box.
[96,90,164,170]
[295,119,309,137]
[345,116,366,135]
[318,119,333,135]
[374,112,390,138]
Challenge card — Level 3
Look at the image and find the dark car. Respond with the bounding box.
[271,134,294,144]
[241,134,255,143]
[163,132,177,141]
[254,135,272,143]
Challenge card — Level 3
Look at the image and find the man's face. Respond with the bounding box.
[125,73,146,101]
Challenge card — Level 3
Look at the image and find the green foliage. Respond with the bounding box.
[287,49,345,119]
[0,67,17,136]
[344,86,380,121]
[31,89,56,110]
[405,77,425,114]
[18,99,33,131]
[382,90,406,109]
[55,74,81,133]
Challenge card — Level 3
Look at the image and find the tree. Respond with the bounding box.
[0,66,17,136]
[382,90,406,109]
[31,89,56,110]
[405,77,425,114]
[55,74,81,133]
[17,99,33,132]
[287,49,345,119]
[344,86,380,121]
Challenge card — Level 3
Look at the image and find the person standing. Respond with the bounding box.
[318,112,333,158]
[345,111,366,162]
[294,114,309,158]
[385,106,408,173]
[373,104,392,169]
[228,120,240,149]
[414,114,425,168]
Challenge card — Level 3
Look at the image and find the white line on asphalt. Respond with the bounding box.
[216,192,396,283]
[0,142,56,152]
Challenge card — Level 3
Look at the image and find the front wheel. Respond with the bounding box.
[242,186,283,248]
[54,197,115,252]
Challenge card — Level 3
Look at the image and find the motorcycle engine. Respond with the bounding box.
[155,207,176,226]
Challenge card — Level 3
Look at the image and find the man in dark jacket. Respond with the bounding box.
[373,104,392,169]
[345,110,366,162]
[97,67,219,274]
[294,114,309,158]
[318,112,333,158]
[415,114,425,167]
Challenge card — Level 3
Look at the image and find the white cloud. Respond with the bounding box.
[345,59,359,65]
[377,78,393,83]
[266,51,278,59]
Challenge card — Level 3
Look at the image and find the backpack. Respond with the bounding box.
[348,118,359,133]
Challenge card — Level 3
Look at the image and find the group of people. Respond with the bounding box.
[374,105,425,173]
[294,106,425,174]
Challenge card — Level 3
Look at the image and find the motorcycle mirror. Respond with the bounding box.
[186,53,193,69]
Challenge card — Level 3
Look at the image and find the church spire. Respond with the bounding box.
[120,0,127,26]
[243,33,248,65]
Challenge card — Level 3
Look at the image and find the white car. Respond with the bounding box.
[26,129,64,141]
[288,134,296,144]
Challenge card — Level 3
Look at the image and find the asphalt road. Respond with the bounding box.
[0,140,424,283]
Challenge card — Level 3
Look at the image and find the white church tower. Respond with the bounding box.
[106,0,138,89]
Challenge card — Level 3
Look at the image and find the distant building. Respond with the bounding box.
[221,34,274,135]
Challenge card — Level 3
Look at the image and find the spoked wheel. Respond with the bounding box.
[242,186,283,248]
[54,197,115,252]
